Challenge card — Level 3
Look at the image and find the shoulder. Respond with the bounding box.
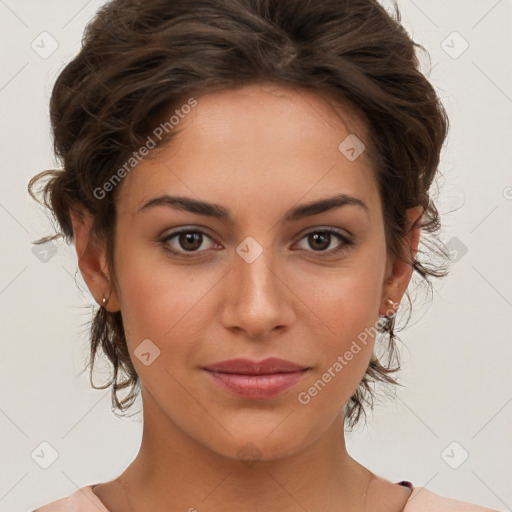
[404,486,500,512]
[31,485,109,512]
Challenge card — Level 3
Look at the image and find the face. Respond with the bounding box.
[77,83,415,462]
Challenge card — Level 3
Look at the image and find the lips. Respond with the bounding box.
[203,357,309,375]
[202,357,311,400]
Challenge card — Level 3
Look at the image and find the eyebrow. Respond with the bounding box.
[138,193,369,223]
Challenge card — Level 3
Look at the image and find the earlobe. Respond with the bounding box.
[69,207,120,312]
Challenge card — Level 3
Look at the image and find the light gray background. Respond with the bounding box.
[0,1,511,510]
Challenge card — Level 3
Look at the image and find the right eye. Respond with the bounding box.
[160,228,219,258]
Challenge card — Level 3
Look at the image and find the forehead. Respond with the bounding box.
[115,82,379,218]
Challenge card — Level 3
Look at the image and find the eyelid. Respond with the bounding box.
[298,225,352,240]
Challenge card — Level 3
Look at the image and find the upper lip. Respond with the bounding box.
[203,357,309,375]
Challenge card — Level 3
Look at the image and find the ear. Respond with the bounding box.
[69,207,120,312]
[379,205,423,316]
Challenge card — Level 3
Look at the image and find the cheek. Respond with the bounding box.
[296,283,378,415]
[296,255,383,395]
[114,245,219,369]
[301,256,383,341]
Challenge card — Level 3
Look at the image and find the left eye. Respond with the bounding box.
[295,229,352,254]
[160,228,352,258]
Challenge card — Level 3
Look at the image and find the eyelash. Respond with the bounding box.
[159,227,354,259]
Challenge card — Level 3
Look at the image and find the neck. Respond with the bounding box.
[116,389,372,512]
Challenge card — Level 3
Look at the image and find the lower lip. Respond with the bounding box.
[203,369,309,400]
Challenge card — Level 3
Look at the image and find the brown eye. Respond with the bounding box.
[177,232,203,251]
[161,228,216,257]
[307,232,331,251]
[296,228,353,255]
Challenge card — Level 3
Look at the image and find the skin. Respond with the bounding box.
[70,82,422,512]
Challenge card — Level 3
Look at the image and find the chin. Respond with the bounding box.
[201,422,317,465]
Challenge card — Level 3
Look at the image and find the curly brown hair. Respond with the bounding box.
[28,0,450,429]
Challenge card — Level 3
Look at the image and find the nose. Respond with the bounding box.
[220,247,295,339]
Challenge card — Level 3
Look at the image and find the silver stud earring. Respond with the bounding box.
[377,297,398,332]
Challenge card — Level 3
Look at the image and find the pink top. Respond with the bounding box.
[32,482,499,511]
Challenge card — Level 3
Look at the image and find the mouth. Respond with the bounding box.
[203,357,310,375]
[202,358,311,400]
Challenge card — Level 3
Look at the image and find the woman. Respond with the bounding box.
[29,0,499,510]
